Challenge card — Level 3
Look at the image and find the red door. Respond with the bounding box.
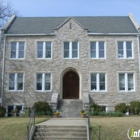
[63,71,79,99]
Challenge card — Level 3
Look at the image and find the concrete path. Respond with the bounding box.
[36,118,88,126]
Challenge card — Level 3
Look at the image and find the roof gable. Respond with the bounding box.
[55,17,87,30]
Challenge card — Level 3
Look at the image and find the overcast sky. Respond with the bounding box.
[4,0,140,24]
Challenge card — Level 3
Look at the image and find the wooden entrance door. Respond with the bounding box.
[63,71,79,99]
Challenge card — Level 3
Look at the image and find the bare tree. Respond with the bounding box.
[0,0,18,28]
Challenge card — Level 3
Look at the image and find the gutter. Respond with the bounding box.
[88,33,140,35]
[137,35,140,78]
[1,35,6,106]
[5,33,55,36]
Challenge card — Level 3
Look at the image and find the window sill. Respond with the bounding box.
[36,58,52,60]
[7,90,24,92]
[118,91,135,93]
[35,90,52,93]
[90,90,107,93]
[9,58,25,60]
[63,58,79,59]
[90,58,106,60]
[117,58,134,59]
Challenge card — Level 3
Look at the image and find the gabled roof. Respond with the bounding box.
[4,16,139,34]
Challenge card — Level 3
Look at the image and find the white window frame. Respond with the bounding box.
[90,41,106,59]
[90,73,107,92]
[8,73,24,91]
[10,42,25,59]
[36,42,52,59]
[35,73,52,92]
[117,41,133,59]
[118,72,135,92]
[63,41,79,59]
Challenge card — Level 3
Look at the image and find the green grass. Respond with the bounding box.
[0,117,48,140]
[0,116,140,140]
[90,116,140,140]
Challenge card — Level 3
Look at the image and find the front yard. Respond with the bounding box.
[90,116,140,140]
[0,117,48,140]
[0,116,140,140]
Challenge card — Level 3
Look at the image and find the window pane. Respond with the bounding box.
[119,74,125,90]
[64,42,69,58]
[91,74,96,90]
[118,42,124,58]
[90,42,96,58]
[45,74,51,90]
[19,42,24,58]
[36,74,42,90]
[45,42,51,58]
[126,42,132,58]
[9,73,15,90]
[100,73,105,90]
[72,42,78,58]
[99,42,104,58]
[37,42,43,58]
[11,42,16,58]
[128,74,134,91]
[17,73,23,90]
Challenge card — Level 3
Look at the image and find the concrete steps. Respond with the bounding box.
[34,125,87,140]
[58,99,83,117]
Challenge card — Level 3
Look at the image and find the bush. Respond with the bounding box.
[130,101,140,114]
[108,112,123,117]
[90,111,123,117]
[32,101,51,116]
[115,103,128,113]
[90,103,105,112]
[0,106,6,117]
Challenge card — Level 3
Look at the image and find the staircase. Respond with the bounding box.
[58,99,83,117]
[34,125,87,140]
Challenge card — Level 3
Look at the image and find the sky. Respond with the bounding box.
[3,0,140,24]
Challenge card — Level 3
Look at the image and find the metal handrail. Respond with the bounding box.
[27,109,35,140]
[88,108,91,140]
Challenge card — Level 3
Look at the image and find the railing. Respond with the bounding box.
[88,108,91,140]
[27,109,35,140]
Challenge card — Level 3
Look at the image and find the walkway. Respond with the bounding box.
[36,118,88,126]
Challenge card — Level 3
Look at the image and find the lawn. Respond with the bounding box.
[90,116,140,140]
[0,117,48,140]
[0,116,140,140]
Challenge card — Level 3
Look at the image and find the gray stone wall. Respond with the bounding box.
[2,18,140,109]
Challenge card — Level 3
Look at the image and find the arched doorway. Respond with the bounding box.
[63,71,79,99]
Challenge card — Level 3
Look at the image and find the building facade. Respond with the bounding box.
[1,14,140,115]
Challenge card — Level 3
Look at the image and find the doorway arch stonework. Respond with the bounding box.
[60,67,81,99]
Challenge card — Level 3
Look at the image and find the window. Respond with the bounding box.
[37,42,52,58]
[36,73,51,91]
[118,41,133,58]
[119,73,134,91]
[90,41,105,58]
[8,73,24,91]
[64,42,79,58]
[91,73,106,91]
[10,42,25,59]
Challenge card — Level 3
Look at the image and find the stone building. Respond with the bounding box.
[1,14,140,116]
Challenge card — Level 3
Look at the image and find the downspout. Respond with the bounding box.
[1,34,6,106]
[137,35,140,78]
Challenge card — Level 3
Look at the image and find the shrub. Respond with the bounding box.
[90,103,105,112]
[108,112,123,117]
[130,101,140,114]
[90,111,123,117]
[81,110,86,115]
[0,106,6,117]
[115,103,128,113]
[32,101,51,116]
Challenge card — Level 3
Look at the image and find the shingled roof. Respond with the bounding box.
[5,16,138,34]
